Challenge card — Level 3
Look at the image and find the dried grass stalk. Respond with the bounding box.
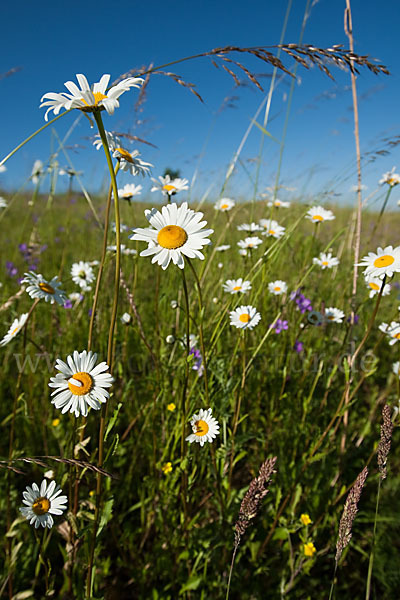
[377,405,393,480]
[234,456,277,548]
[0,456,115,478]
[335,466,368,564]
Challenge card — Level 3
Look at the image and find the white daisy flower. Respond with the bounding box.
[107,243,137,256]
[40,73,143,121]
[121,312,131,324]
[31,159,45,184]
[238,248,248,257]
[268,280,287,295]
[222,278,252,294]
[69,292,83,303]
[357,246,400,280]
[379,167,400,187]
[365,276,391,298]
[19,479,67,529]
[118,183,143,202]
[185,408,220,447]
[392,361,400,377]
[112,148,152,177]
[214,198,235,211]
[22,272,67,306]
[0,165,6,173]
[237,222,262,233]
[93,130,122,152]
[0,313,29,347]
[259,219,285,238]
[0,197,7,209]
[151,175,189,198]
[49,350,114,417]
[313,252,340,270]
[305,206,335,223]
[71,261,95,289]
[379,321,400,345]
[267,199,291,208]
[215,244,231,252]
[129,202,213,270]
[237,237,263,250]
[229,305,261,330]
[111,221,130,233]
[324,307,345,323]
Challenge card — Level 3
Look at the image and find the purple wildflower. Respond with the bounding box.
[290,289,313,313]
[64,300,73,309]
[270,319,288,334]
[347,314,359,324]
[294,340,303,353]
[189,346,204,377]
[6,261,18,278]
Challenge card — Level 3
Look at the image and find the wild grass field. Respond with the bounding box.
[0,34,399,600]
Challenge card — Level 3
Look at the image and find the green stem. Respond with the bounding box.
[365,477,382,599]
[187,258,209,404]
[86,110,122,597]
[180,269,190,531]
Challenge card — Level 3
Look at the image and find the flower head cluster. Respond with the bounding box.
[379,321,400,345]
[230,305,261,330]
[268,280,287,295]
[365,276,391,298]
[267,199,290,208]
[130,202,213,270]
[118,183,143,202]
[313,252,340,270]
[22,272,67,306]
[259,219,285,238]
[291,289,313,314]
[357,246,400,280]
[215,197,235,211]
[0,314,29,347]
[185,408,220,446]
[151,175,189,198]
[237,222,262,233]
[325,307,345,323]
[222,278,251,294]
[270,319,288,334]
[49,350,114,417]
[40,74,143,121]
[237,237,263,250]
[379,167,400,187]
[20,479,67,529]
[93,131,152,176]
[305,206,335,223]
[71,261,95,291]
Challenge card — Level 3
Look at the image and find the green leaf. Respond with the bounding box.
[105,402,123,441]
[179,576,202,594]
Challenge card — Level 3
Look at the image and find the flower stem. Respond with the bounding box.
[86,110,122,597]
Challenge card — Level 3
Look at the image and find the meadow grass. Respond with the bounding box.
[1,184,400,598]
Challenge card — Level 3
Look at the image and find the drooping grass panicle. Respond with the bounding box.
[377,405,393,480]
[234,456,277,548]
[335,466,368,564]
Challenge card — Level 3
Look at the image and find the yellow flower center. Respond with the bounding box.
[388,177,398,186]
[163,184,177,193]
[274,286,281,292]
[239,313,250,323]
[312,215,323,221]
[322,261,329,266]
[327,315,335,320]
[81,91,107,107]
[68,371,93,395]
[369,282,380,290]
[373,254,394,268]
[268,229,275,235]
[221,203,229,210]
[39,282,55,294]
[157,225,188,249]
[194,419,209,436]
[233,286,242,291]
[115,147,134,163]
[11,326,20,335]
[32,497,50,516]
[394,332,400,340]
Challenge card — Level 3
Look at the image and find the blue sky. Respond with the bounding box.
[1,0,400,207]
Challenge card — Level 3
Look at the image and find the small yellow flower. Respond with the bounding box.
[52,418,60,427]
[89,490,95,497]
[303,542,316,557]
[301,513,312,526]
[162,462,173,475]
[167,403,176,412]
